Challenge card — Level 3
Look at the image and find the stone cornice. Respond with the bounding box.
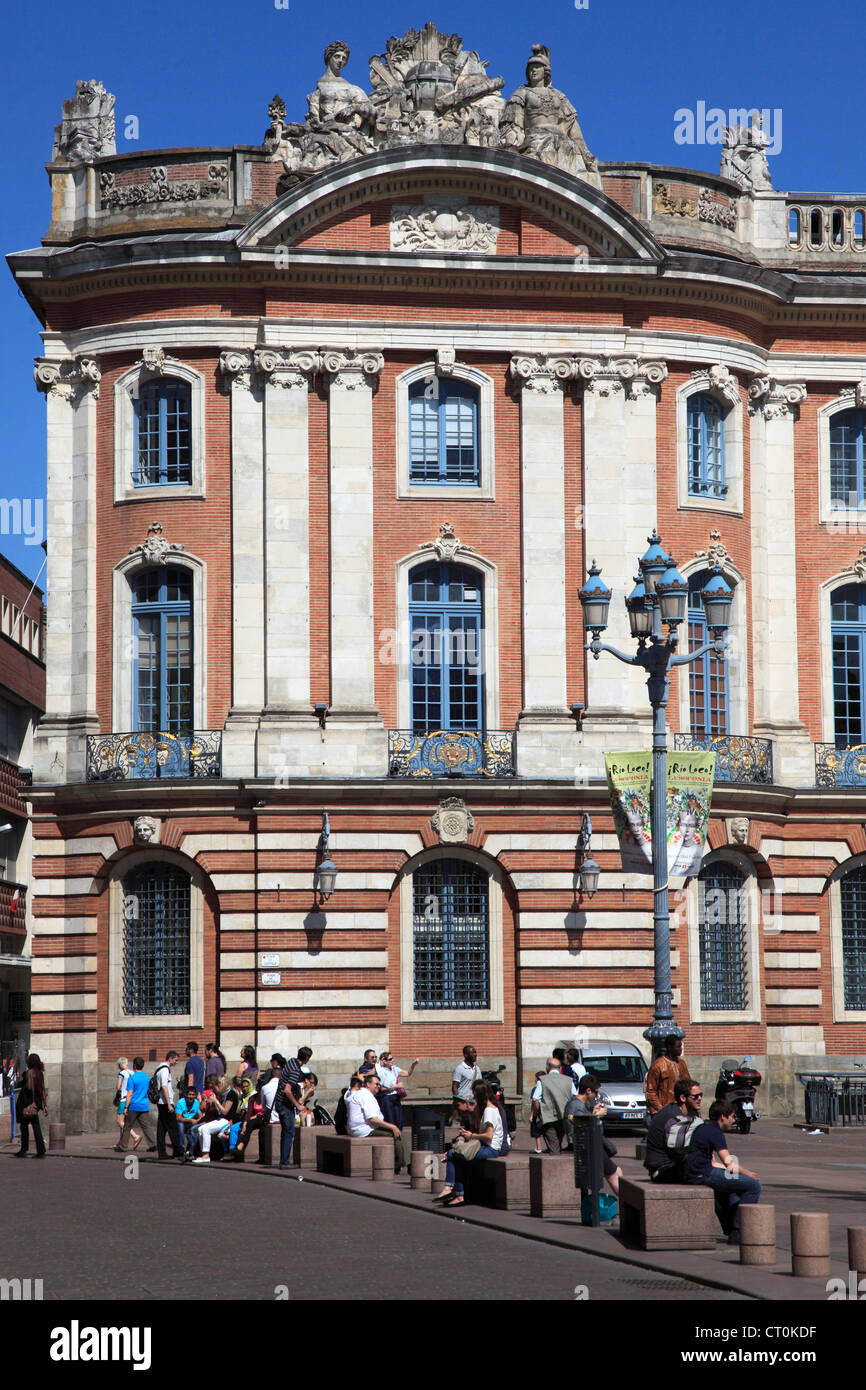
[219,345,384,391]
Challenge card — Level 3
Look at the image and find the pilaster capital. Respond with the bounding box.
[321,349,384,391]
[218,348,256,391]
[34,355,101,401]
[840,381,866,409]
[748,376,807,419]
[579,355,668,398]
[508,354,570,393]
[254,347,320,389]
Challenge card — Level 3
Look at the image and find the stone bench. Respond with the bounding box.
[315,1132,393,1180]
[529,1153,581,1219]
[619,1177,716,1250]
[461,1153,530,1211]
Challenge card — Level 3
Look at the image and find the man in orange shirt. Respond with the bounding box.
[645,1036,691,1115]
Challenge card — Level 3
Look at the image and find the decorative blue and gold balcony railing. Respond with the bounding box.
[672,734,773,784]
[815,744,866,788]
[388,730,516,778]
[86,731,222,781]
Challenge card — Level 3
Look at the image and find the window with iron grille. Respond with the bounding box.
[840,866,866,1009]
[831,583,866,748]
[697,862,748,1010]
[135,380,192,486]
[413,859,489,1009]
[408,379,479,485]
[688,570,729,738]
[687,393,727,498]
[409,562,482,734]
[122,864,191,1016]
[830,408,866,509]
[132,566,193,735]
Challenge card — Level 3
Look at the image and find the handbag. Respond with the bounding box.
[451,1135,481,1161]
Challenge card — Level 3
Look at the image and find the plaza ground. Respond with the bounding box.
[1,1118,863,1301]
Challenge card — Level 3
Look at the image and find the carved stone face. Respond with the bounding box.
[526,62,547,88]
[328,46,349,76]
[729,817,749,845]
[133,815,159,844]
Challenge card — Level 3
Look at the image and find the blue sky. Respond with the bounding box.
[2,0,865,581]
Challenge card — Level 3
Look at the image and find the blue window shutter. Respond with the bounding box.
[831,582,866,748]
[408,379,479,485]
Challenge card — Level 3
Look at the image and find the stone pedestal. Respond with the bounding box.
[292,1123,318,1168]
[529,1153,580,1218]
[410,1150,432,1191]
[619,1177,716,1250]
[848,1226,866,1282]
[790,1212,830,1277]
[49,1122,66,1151]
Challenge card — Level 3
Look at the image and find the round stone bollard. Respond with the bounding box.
[371,1143,393,1182]
[847,1227,866,1282]
[410,1150,432,1192]
[739,1205,776,1265]
[48,1122,66,1151]
[790,1212,831,1278]
[430,1152,447,1196]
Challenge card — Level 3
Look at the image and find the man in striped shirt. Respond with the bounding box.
[274,1045,313,1168]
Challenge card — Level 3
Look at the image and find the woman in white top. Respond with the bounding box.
[115,1056,142,1150]
[435,1082,504,1208]
[375,1053,419,1131]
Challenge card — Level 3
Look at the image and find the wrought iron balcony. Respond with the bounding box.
[388,729,516,778]
[815,744,866,788]
[672,734,773,784]
[86,730,222,781]
[0,756,29,819]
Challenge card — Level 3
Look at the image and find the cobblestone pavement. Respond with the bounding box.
[0,1155,743,1301]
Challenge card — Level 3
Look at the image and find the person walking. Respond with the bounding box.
[15,1053,48,1157]
[114,1056,141,1150]
[154,1050,185,1161]
[115,1056,158,1153]
[532,1057,575,1153]
[645,1036,691,1115]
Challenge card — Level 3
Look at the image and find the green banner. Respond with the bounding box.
[605,750,716,878]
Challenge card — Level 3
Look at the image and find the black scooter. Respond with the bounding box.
[715,1057,762,1133]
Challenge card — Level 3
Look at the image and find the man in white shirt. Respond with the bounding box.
[451,1045,482,1106]
[346,1073,409,1173]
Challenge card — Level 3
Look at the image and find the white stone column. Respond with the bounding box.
[33,357,101,783]
[748,376,812,783]
[324,351,384,719]
[580,357,667,753]
[256,349,317,717]
[220,350,266,720]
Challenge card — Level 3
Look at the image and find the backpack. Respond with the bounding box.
[334,1094,348,1136]
[494,1100,511,1155]
[147,1063,169,1104]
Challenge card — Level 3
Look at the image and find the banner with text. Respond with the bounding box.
[605,750,716,877]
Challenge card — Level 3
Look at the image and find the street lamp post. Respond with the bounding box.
[579,533,733,1054]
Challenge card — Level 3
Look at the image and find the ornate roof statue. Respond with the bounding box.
[719,113,773,192]
[264,25,595,188]
[52,79,116,163]
[499,45,598,182]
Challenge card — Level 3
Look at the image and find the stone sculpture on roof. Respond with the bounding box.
[52,79,116,163]
[265,23,597,189]
[720,113,773,193]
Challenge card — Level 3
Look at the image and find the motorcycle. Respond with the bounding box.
[715,1056,762,1133]
[481,1063,507,1105]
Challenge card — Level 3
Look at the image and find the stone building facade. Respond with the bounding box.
[9,26,866,1127]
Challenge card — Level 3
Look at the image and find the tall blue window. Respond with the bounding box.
[688,570,729,738]
[831,583,866,748]
[839,866,866,1010]
[830,409,866,509]
[409,562,482,734]
[122,863,191,1016]
[697,861,748,1010]
[408,378,479,484]
[687,394,727,498]
[135,380,192,486]
[412,859,489,1009]
[132,567,193,735]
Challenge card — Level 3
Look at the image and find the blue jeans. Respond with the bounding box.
[275,1099,297,1166]
[691,1169,761,1235]
[446,1144,500,1195]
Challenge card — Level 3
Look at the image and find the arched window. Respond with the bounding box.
[688,570,729,737]
[135,379,192,486]
[831,583,866,748]
[830,408,866,510]
[122,862,191,1016]
[412,858,489,1009]
[697,861,748,1010]
[409,561,482,734]
[687,393,727,499]
[132,567,193,735]
[408,378,479,485]
[839,865,866,1009]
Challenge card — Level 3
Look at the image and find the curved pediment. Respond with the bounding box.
[238,146,664,263]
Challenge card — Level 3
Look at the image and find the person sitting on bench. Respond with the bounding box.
[346,1071,409,1174]
[644,1077,702,1183]
[435,1082,504,1209]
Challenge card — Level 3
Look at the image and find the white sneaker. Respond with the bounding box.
[192,1155,210,1164]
